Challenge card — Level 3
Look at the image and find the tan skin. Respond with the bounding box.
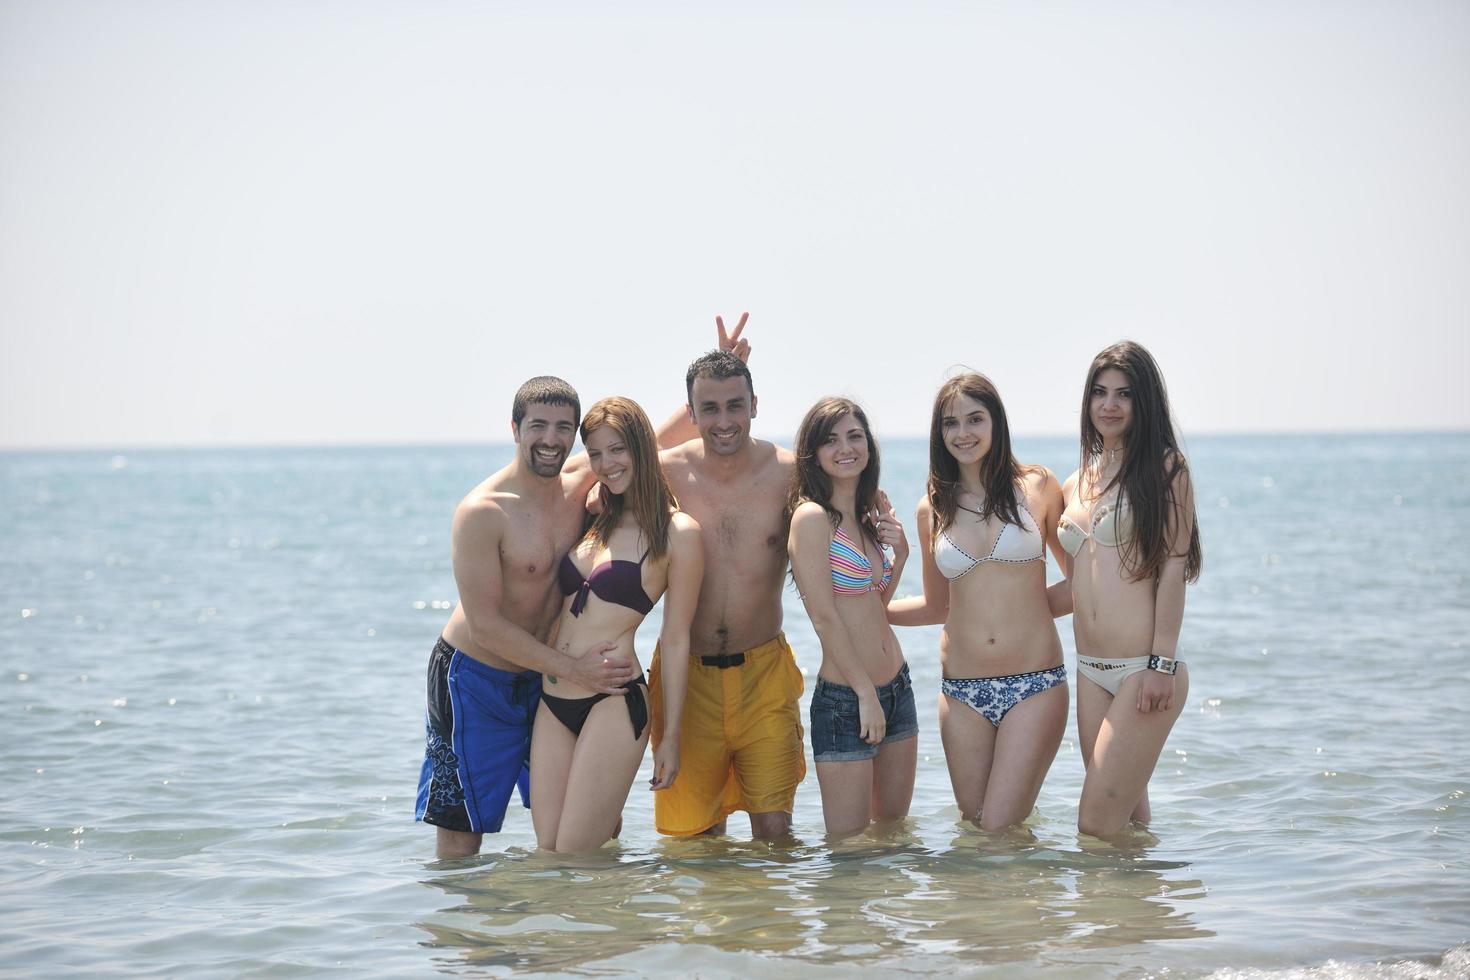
[434,361,715,860]
[657,315,800,839]
[529,423,703,853]
[436,402,637,859]
[788,413,915,836]
[1061,367,1195,838]
[887,394,1070,830]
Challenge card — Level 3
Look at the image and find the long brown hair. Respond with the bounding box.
[1079,341,1202,583]
[927,373,1028,541]
[579,397,677,560]
[787,397,882,549]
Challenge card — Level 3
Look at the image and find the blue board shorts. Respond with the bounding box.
[809,661,919,763]
[416,637,541,834]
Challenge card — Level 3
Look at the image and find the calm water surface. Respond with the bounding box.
[2,435,1467,977]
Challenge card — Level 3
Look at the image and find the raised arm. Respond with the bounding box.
[1138,461,1195,713]
[649,512,704,791]
[789,503,885,744]
[886,496,950,627]
[451,498,634,694]
[868,489,910,609]
[1039,468,1073,619]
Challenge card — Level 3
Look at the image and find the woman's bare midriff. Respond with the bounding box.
[544,610,644,699]
[1069,543,1157,658]
[940,561,1062,679]
[818,593,904,687]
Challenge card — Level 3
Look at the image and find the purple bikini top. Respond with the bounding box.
[558,548,654,617]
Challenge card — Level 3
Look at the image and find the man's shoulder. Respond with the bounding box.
[457,464,543,520]
[660,439,701,471]
[663,438,791,496]
[738,438,792,481]
[452,480,515,548]
[735,439,793,482]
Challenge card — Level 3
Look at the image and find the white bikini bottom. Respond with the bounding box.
[1076,655,1150,696]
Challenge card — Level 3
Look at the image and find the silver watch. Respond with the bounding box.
[1147,655,1180,675]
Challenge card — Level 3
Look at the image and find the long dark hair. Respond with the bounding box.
[787,396,882,549]
[580,396,677,560]
[927,373,1028,541]
[1079,341,1202,583]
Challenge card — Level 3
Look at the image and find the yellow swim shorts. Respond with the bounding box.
[648,634,807,836]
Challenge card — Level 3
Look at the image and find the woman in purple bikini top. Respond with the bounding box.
[529,395,704,854]
[557,547,655,618]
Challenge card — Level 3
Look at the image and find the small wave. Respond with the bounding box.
[1205,943,1469,979]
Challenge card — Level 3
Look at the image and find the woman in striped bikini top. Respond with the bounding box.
[828,525,893,595]
[786,396,916,838]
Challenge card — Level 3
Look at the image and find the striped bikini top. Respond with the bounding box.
[830,526,892,596]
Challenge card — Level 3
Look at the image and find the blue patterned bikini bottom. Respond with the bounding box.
[942,666,1068,728]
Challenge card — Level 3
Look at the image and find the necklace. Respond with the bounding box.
[955,490,987,518]
[1086,448,1124,486]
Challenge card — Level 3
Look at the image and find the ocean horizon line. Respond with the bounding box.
[2,426,1468,455]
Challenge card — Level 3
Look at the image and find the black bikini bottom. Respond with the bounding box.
[541,675,648,740]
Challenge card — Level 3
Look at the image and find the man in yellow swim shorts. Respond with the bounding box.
[653,316,806,839]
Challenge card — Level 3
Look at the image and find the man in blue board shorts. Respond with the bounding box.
[417,348,733,858]
[416,377,637,858]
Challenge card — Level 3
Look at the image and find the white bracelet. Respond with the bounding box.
[1147,655,1180,675]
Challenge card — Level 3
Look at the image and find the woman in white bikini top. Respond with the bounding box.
[1057,493,1132,556]
[932,497,1045,576]
[886,372,1071,833]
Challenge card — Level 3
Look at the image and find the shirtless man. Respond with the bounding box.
[650,316,805,840]
[416,377,638,859]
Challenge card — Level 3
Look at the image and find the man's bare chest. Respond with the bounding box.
[685,483,786,555]
[499,504,584,579]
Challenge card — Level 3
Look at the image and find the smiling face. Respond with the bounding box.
[689,375,756,457]
[815,412,870,481]
[1089,367,1134,446]
[940,393,993,468]
[512,401,579,477]
[584,424,633,496]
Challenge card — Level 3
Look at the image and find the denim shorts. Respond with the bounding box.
[809,661,918,763]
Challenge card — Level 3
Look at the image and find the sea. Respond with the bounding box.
[2,434,1467,978]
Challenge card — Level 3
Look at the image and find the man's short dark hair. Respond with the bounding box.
[685,351,754,405]
[512,376,580,428]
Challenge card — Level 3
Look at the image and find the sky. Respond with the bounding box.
[2,1,1467,449]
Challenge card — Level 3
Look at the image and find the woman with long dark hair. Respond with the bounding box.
[530,396,703,852]
[787,397,916,836]
[887,373,1071,830]
[1059,342,1201,838]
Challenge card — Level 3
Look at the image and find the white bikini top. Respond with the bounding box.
[933,500,1044,580]
[1058,494,1133,557]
